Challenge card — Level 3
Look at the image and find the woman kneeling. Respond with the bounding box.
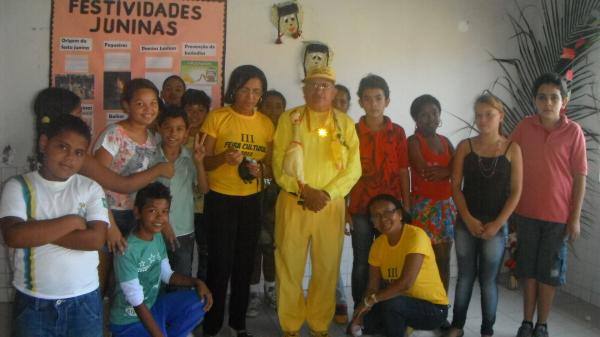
[349,194,449,337]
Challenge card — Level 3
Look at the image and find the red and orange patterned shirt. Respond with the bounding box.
[349,116,409,215]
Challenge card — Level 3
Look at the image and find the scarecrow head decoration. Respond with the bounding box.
[271,1,303,44]
[303,42,333,76]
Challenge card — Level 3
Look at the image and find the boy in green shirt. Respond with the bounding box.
[110,182,212,337]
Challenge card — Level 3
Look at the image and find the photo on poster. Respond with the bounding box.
[104,72,131,110]
[181,61,218,86]
[55,74,94,99]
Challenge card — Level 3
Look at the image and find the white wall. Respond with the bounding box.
[225,0,517,144]
[0,0,598,306]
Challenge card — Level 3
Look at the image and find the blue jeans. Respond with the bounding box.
[110,290,205,337]
[451,218,507,336]
[351,214,377,306]
[363,296,448,337]
[12,288,102,337]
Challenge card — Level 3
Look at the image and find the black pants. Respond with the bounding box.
[203,191,261,335]
[194,212,208,281]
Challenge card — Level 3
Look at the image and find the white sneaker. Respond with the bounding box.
[246,292,261,317]
[264,285,277,309]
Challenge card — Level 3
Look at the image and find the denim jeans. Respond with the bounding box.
[12,288,103,337]
[167,233,196,292]
[350,214,378,306]
[363,296,448,337]
[451,218,507,336]
[110,290,205,337]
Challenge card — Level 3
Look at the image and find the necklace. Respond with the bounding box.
[477,155,499,178]
[474,137,503,178]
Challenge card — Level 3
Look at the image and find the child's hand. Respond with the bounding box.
[107,224,127,255]
[345,207,353,235]
[193,133,207,163]
[195,280,213,312]
[161,223,179,252]
[156,162,175,178]
[566,215,581,242]
[422,166,450,181]
[465,216,484,237]
[480,221,501,240]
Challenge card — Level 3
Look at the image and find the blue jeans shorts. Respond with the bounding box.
[12,288,102,337]
[514,214,568,286]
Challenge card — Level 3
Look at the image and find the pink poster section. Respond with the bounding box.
[51,0,226,140]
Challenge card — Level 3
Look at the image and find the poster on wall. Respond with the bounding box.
[50,0,227,140]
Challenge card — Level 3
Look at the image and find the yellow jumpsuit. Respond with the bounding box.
[272,105,361,333]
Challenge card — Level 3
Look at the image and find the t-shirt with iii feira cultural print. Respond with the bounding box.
[201,106,274,196]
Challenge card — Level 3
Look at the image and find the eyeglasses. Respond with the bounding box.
[370,208,397,222]
[306,82,333,91]
[237,88,263,96]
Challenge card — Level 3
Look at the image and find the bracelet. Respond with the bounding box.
[370,293,378,304]
[363,297,371,308]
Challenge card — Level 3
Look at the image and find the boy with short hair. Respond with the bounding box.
[512,73,587,337]
[152,106,209,279]
[181,88,212,281]
[348,74,410,310]
[0,114,109,337]
[110,182,212,337]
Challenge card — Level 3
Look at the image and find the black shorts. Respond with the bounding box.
[514,214,567,286]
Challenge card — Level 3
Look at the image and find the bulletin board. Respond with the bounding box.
[50,0,227,139]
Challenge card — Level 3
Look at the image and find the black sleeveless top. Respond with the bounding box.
[462,139,512,219]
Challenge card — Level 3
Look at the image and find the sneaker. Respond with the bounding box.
[516,322,534,337]
[333,304,348,324]
[264,284,277,309]
[533,324,549,337]
[246,292,261,318]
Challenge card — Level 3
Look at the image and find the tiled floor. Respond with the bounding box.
[1,277,599,337]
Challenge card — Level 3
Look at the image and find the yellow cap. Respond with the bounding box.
[304,66,336,83]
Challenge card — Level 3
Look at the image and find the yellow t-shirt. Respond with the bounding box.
[201,106,274,196]
[272,105,361,200]
[368,225,449,305]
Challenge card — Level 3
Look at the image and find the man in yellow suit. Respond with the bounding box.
[272,66,361,337]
